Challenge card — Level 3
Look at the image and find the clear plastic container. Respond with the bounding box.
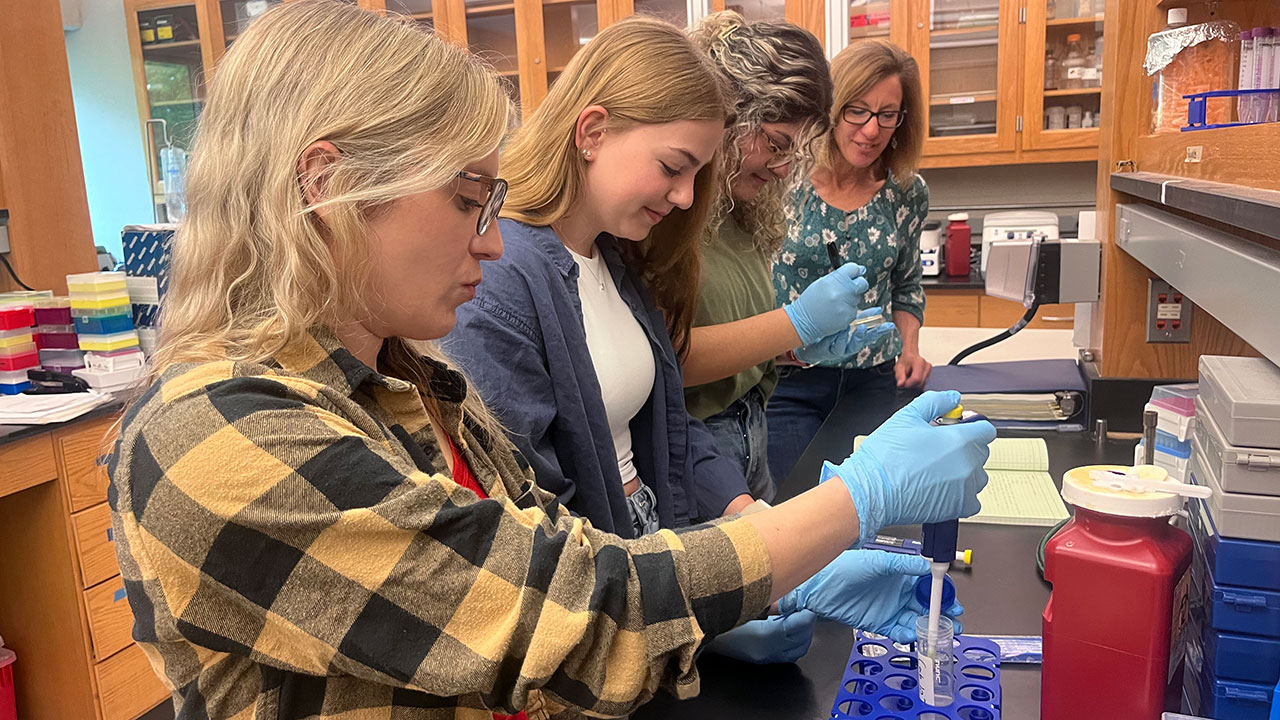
[1152,382,1198,415]
[1045,50,1059,90]
[78,331,140,353]
[65,271,128,295]
[1061,34,1087,89]
[0,328,33,348]
[0,349,38,373]
[39,348,86,370]
[73,314,134,335]
[32,297,73,326]
[1146,15,1240,133]
[0,290,52,308]
[0,341,37,359]
[69,292,131,311]
[0,305,33,331]
[0,369,31,385]
[916,614,955,706]
[35,326,78,350]
[71,305,134,320]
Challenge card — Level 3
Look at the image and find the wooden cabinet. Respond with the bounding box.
[839,0,1108,168]
[0,415,170,720]
[925,288,1075,329]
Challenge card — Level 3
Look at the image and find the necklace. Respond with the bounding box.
[578,251,607,292]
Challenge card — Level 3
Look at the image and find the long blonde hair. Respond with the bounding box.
[500,16,732,358]
[820,39,924,188]
[690,11,832,256]
[147,1,511,421]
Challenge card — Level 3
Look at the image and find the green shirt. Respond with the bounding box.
[685,214,780,420]
[774,174,929,369]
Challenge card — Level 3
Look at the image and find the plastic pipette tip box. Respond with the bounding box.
[832,631,1002,720]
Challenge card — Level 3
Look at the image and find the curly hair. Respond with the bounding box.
[690,11,833,256]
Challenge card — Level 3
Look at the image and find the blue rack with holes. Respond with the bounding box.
[1181,89,1279,131]
[832,630,1002,720]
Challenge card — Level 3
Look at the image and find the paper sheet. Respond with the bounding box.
[984,438,1049,472]
[961,470,1069,527]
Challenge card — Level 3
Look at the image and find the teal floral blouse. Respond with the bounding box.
[773,173,930,369]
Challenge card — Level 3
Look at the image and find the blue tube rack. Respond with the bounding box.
[1181,89,1279,132]
[831,630,1002,720]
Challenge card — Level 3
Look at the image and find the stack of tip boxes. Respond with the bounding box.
[33,297,84,373]
[68,272,144,391]
[0,304,37,394]
[1137,383,1199,482]
[121,225,174,356]
[1182,356,1280,720]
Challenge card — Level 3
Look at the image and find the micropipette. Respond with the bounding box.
[922,406,984,661]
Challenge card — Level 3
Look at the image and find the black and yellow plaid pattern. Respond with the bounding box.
[108,328,772,719]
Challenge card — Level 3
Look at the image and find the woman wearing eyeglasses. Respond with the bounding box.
[766,39,933,484]
[680,13,895,508]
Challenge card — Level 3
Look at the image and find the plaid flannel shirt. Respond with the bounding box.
[108,328,772,719]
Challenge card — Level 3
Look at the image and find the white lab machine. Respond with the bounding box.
[980,210,1060,275]
[920,220,942,276]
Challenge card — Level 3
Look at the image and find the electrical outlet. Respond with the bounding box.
[1146,279,1192,343]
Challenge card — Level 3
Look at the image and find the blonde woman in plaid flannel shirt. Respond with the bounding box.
[107,3,994,718]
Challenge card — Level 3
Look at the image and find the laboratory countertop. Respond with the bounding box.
[0,399,124,447]
[634,392,1136,720]
[920,266,984,290]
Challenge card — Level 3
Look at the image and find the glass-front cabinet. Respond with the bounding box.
[127,1,218,220]
[1023,0,1105,150]
[218,0,285,50]
[907,0,1017,157]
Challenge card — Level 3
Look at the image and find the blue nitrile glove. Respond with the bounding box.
[827,390,997,548]
[783,264,870,345]
[778,550,964,644]
[704,610,818,664]
[794,310,897,365]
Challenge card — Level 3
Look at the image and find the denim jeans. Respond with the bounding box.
[765,361,898,484]
[701,386,776,504]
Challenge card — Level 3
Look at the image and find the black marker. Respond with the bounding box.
[825,240,842,269]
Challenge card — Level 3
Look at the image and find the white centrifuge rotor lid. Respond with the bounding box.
[1061,464,1185,518]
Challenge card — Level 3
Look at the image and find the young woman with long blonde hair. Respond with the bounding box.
[109,3,991,717]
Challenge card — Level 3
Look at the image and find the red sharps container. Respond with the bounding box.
[1042,464,1193,720]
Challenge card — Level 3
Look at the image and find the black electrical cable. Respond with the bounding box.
[0,253,34,291]
[1036,515,1071,578]
[949,301,1042,365]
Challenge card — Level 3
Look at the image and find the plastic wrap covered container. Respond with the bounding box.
[1146,19,1240,133]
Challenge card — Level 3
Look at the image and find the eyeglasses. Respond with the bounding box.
[456,170,508,235]
[761,130,802,170]
[841,105,907,129]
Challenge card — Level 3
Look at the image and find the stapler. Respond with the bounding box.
[22,369,91,394]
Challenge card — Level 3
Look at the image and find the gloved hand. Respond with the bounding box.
[705,610,818,664]
[827,390,996,547]
[794,309,897,365]
[783,264,870,345]
[778,550,964,644]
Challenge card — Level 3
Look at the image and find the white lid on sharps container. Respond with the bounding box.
[1061,464,1192,518]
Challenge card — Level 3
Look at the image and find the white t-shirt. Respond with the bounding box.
[568,245,656,487]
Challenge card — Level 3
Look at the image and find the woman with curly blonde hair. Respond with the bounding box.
[682,12,895,506]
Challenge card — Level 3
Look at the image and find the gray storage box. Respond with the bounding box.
[1189,447,1280,543]
[1194,398,1280,496]
[1198,356,1280,449]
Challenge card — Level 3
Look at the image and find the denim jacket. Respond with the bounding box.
[443,219,748,538]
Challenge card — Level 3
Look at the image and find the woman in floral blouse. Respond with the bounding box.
[767,39,932,482]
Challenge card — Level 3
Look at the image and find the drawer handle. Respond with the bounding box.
[113,587,127,603]
[106,528,114,542]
